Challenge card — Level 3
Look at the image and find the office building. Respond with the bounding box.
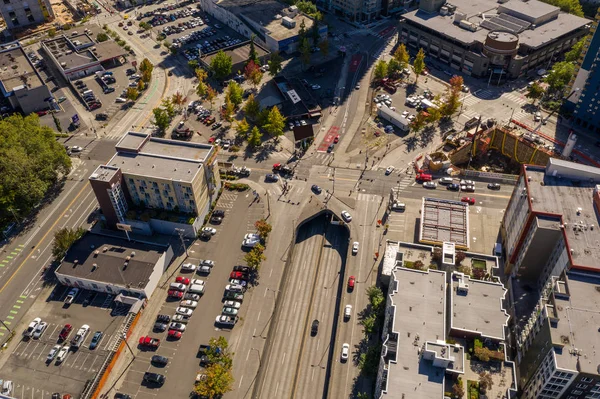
[501,159,600,288]
[518,271,600,399]
[55,232,173,299]
[89,132,220,234]
[399,0,589,80]
[566,9,600,133]
[198,0,326,53]
[0,41,52,114]
[0,0,54,29]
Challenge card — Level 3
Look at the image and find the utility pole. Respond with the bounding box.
[174,228,188,257]
[121,333,136,359]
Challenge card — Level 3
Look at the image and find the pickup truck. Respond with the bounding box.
[139,336,161,348]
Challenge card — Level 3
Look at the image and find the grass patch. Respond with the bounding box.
[471,258,486,270]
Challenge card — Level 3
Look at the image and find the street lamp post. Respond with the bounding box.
[251,347,262,369]
[174,228,189,257]
[121,333,136,359]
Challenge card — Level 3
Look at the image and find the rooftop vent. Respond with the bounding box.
[131,251,136,257]
[92,263,98,271]
[94,250,99,256]
[103,247,108,252]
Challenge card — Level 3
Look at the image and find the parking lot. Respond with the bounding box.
[0,286,128,398]
[115,189,265,398]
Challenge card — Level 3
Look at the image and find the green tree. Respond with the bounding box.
[267,52,283,77]
[388,58,401,77]
[356,393,370,399]
[425,107,441,124]
[412,48,426,82]
[139,21,151,31]
[221,97,235,123]
[206,86,217,110]
[52,227,86,260]
[247,126,263,148]
[207,336,233,368]
[96,32,108,42]
[188,59,199,70]
[526,81,545,105]
[236,118,250,139]
[139,58,154,75]
[318,39,329,56]
[243,94,261,120]
[196,81,207,98]
[254,219,272,240]
[0,119,74,214]
[263,106,286,138]
[541,0,583,16]
[299,38,311,67]
[360,313,377,335]
[393,43,410,68]
[210,50,233,80]
[226,80,244,107]
[152,107,170,134]
[48,27,56,37]
[311,21,320,46]
[410,112,427,132]
[244,60,263,90]
[125,87,139,102]
[194,363,234,398]
[358,344,381,377]
[248,35,260,66]
[196,68,208,83]
[171,91,186,111]
[298,18,307,41]
[452,378,465,399]
[544,61,575,92]
[374,60,388,80]
[161,97,176,120]
[565,38,585,62]
[449,75,464,93]
[366,286,385,312]
[243,242,266,269]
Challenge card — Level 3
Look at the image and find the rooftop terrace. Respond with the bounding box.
[420,198,469,249]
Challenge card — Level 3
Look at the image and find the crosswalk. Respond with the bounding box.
[314,152,333,163]
[462,89,531,120]
[265,182,307,197]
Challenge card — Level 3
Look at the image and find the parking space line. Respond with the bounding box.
[27,342,40,359]
[78,353,90,370]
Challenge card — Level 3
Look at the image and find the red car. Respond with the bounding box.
[272,163,282,171]
[168,330,182,339]
[89,103,101,110]
[348,276,355,290]
[36,110,48,116]
[168,290,184,299]
[333,135,340,143]
[229,271,248,280]
[208,137,216,143]
[139,336,160,348]
[58,324,72,341]
[461,197,476,205]
[175,276,190,285]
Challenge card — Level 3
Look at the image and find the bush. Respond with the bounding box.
[224,182,249,191]
[455,251,466,265]
[187,217,196,225]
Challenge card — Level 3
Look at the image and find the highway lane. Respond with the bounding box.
[255,217,327,398]
[294,224,349,399]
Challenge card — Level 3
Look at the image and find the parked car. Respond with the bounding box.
[175,307,193,316]
[341,211,352,222]
[138,336,160,348]
[156,314,170,323]
[24,317,41,338]
[58,324,72,341]
[154,322,168,332]
[70,325,90,348]
[143,372,165,385]
[89,331,103,349]
[180,300,198,308]
[168,290,183,299]
[181,263,196,272]
[32,322,48,339]
[215,315,237,328]
[347,276,356,290]
[461,197,476,205]
[487,183,501,190]
[151,355,169,366]
[47,345,61,362]
[55,346,69,364]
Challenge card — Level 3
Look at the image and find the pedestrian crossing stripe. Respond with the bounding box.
[9,311,17,314]
[20,295,26,299]
[12,305,20,309]
[6,316,13,319]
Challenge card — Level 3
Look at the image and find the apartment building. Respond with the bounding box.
[0,0,54,29]
[399,0,589,80]
[518,271,600,399]
[501,159,600,288]
[89,132,220,232]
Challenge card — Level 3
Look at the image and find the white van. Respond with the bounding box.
[188,284,205,295]
[82,90,93,96]
[2,380,13,395]
[439,177,454,185]
[391,202,406,211]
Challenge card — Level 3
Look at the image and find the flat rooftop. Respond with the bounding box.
[420,198,469,249]
[451,272,509,340]
[43,36,97,70]
[202,42,268,66]
[240,2,317,41]
[90,165,120,183]
[385,268,446,397]
[108,132,213,183]
[94,40,127,61]
[0,44,44,92]
[56,233,166,290]
[403,0,588,49]
[551,273,600,374]
[524,162,600,269]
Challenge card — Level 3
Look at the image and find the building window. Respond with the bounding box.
[27,14,35,22]
[573,390,583,395]
[578,384,589,389]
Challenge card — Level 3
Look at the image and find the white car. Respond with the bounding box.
[311,84,321,90]
[70,146,83,153]
[229,279,247,287]
[115,97,127,103]
[407,115,416,122]
[180,300,198,308]
[385,166,394,175]
[64,288,79,304]
[201,227,216,235]
[242,239,259,248]
[169,322,186,332]
[223,300,241,309]
[401,110,409,118]
[55,345,69,364]
[200,259,214,267]
[244,233,260,240]
[172,314,190,323]
[215,315,237,327]
[191,279,205,286]
[181,263,197,272]
[176,307,193,316]
[47,344,61,362]
[341,211,352,223]
[341,343,350,361]
[352,242,359,255]
[184,293,201,301]
[24,317,41,337]
[32,321,48,339]
[169,283,187,291]
[423,181,437,189]
[344,305,352,320]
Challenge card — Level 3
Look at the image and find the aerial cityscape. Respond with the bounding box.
[0,0,598,396]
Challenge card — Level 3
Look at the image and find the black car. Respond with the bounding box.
[151,355,169,366]
[143,372,166,385]
[311,320,319,336]
[210,216,223,224]
[311,185,322,194]
[104,87,115,94]
[233,265,250,273]
[327,143,334,153]
[156,314,170,323]
[95,113,108,120]
[114,394,131,399]
[487,183,501,190]
[154,322,168,332]
[446,183,460,191]
[213,210,225,218]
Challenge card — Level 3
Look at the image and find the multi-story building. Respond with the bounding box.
[501,159,600,288]
[566,9,600,134]
[399,0,589,80]
[89,132,220,234]
[0,41,52,114]
[198,0,326,53]
[518,271,600,399]
[324,0,381,23]
[0,0,54,29]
